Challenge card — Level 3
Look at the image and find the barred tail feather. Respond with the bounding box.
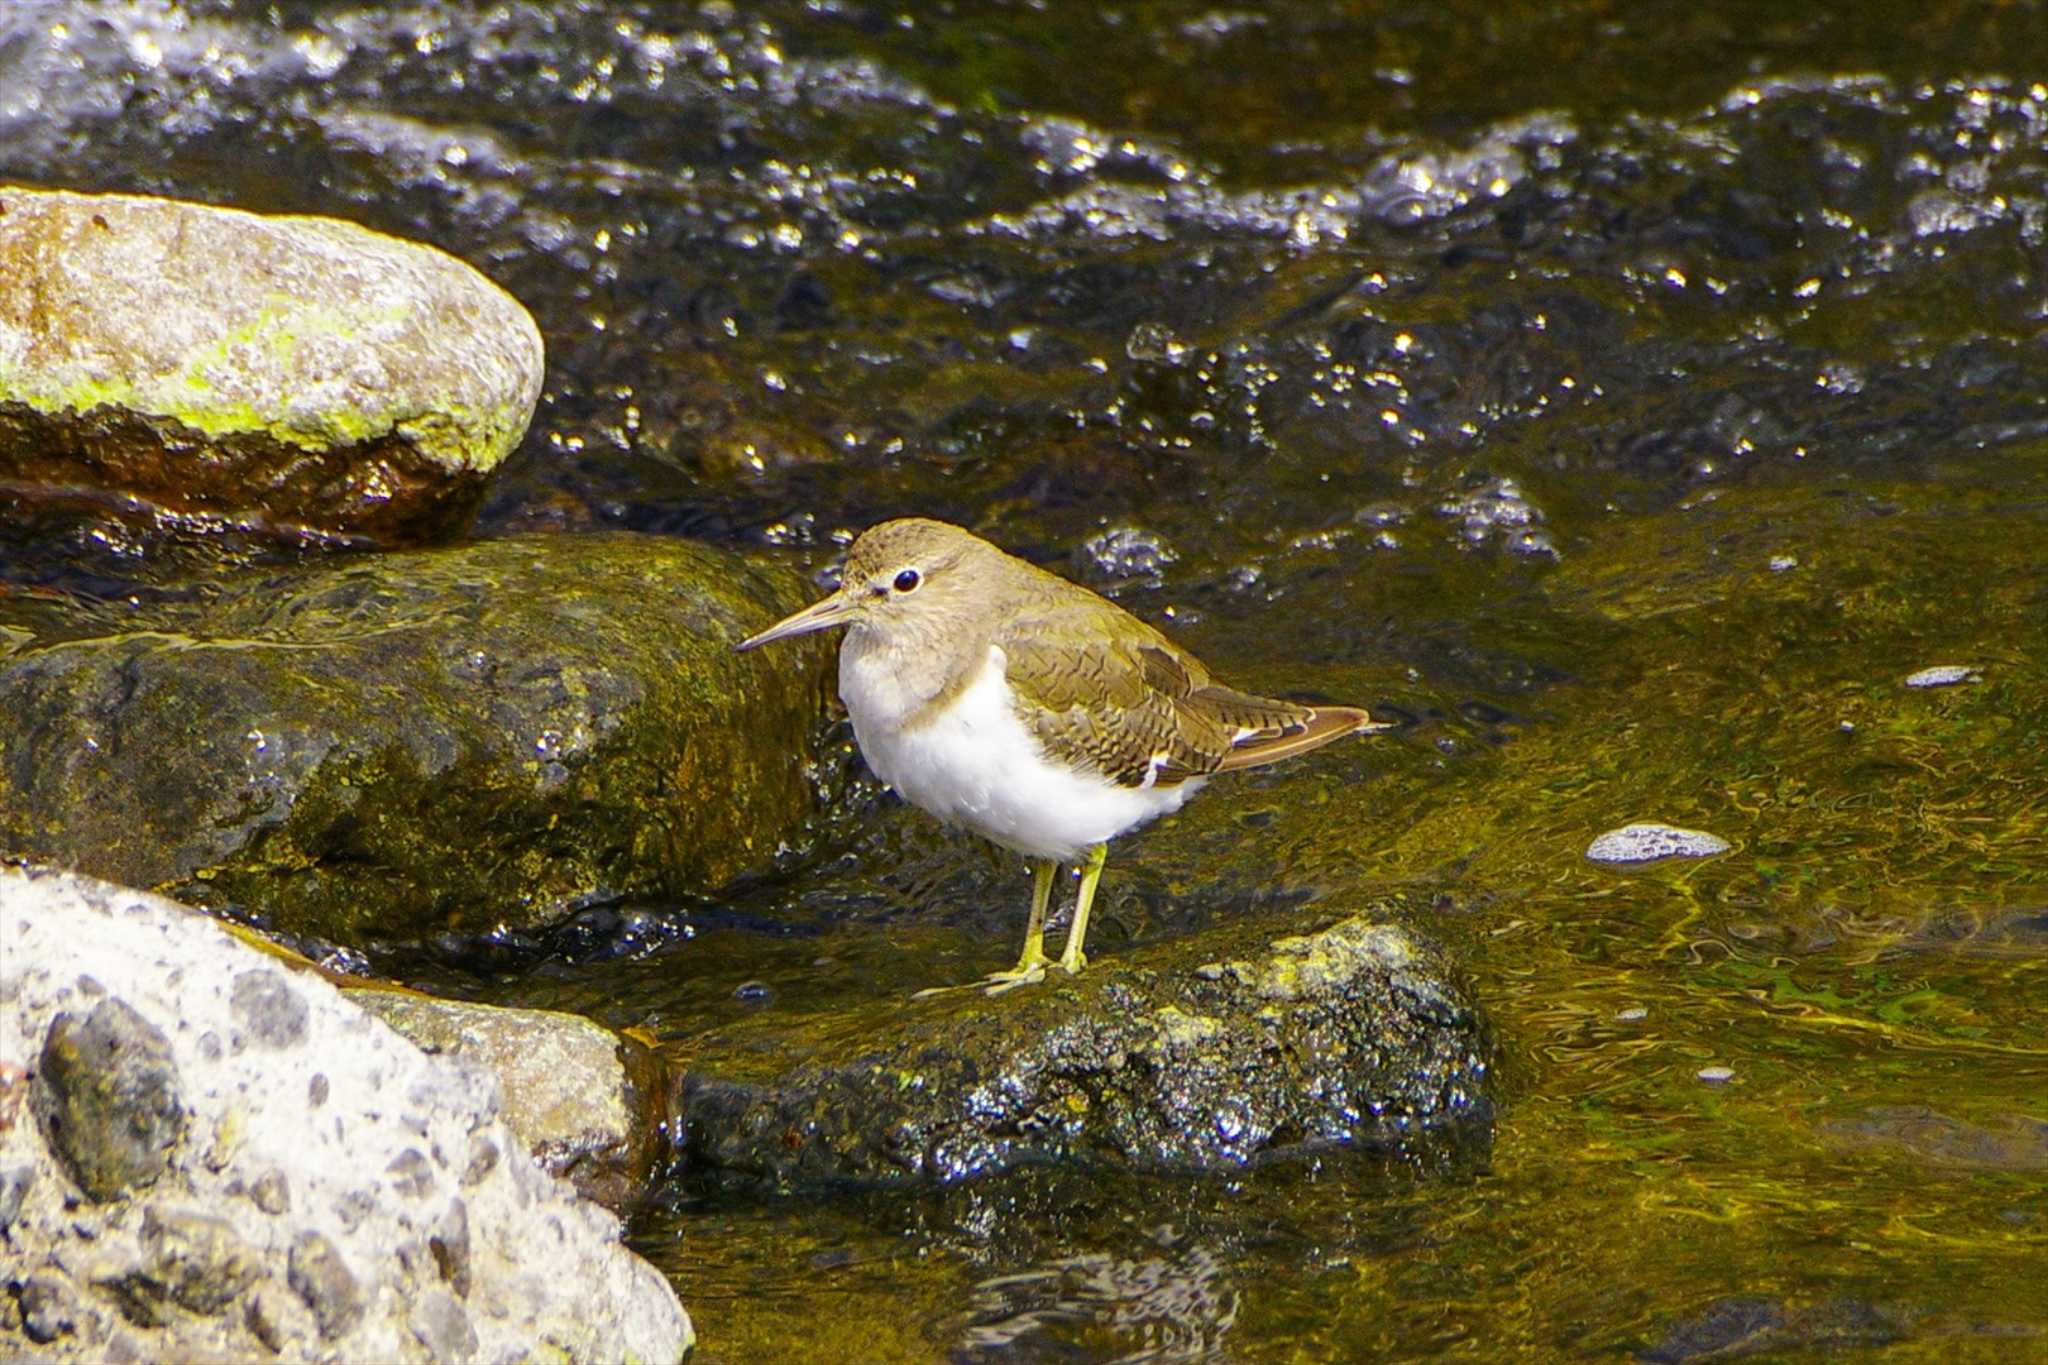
[1213,703,1388,773]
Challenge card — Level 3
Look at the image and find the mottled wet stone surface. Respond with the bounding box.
[0,866,691,1363]
[0,533,832,943]
[0,188,541,546]
[682,912,1491,1188]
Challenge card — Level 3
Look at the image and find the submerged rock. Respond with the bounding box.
[350,989,671,1214]
[682,911,1492,1187]
[0,188,541,545]
[0,866,692,1363]
[0,532,831,942]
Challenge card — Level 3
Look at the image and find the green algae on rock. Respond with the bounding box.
[0,188,542,545]
[680,911,1492,1187]
[0,533,833,943]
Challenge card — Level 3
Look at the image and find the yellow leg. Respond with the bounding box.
[1056,843,1107,975]
[980,860,1056,995]
[914,859,1057,999]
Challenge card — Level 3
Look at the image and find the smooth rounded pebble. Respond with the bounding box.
[1585,823,1732,864]
[1902,665,1981,689]
[1697,1066,1736,1084]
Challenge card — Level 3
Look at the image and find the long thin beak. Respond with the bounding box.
[735,590,859,652]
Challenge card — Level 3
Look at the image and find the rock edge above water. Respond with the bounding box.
[683,910,1494,1188]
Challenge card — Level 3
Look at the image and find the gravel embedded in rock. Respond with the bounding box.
[410,1287,480,1363]
[32,998,186,1201]
[137,1204,263,1315]
[0,1163,33,1231]
[287,1230,364,1340]
[229,970,309,1049]
[247,1168,290,1214]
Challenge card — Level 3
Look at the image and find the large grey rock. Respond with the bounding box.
[0,187,541,544]
[682,910,1493,1187]
[0,867,692,1363]
[0,531,832,943]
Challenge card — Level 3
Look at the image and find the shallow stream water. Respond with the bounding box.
[3,0,2044,1358]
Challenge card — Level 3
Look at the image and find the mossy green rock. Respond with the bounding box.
[0,533,831,942]
[0,188,541,544]
[681,912,1493,1187]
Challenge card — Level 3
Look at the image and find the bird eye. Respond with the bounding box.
[892,569,922,593]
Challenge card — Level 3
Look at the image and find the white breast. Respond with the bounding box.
[840,642,1202,863]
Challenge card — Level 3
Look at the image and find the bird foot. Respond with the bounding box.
[911,959,1049,1000]
[1057,950,1087,975]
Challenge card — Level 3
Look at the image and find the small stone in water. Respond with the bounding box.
[1586,823,1732,864]
[1768,554,1798,571]
[732,980,775,1004]
[1903,665,1980,688]
[1697,1065,1736,1083]
[1615,1007,1648,1022]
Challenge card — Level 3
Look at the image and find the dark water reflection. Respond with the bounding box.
[5,0,2045,1358]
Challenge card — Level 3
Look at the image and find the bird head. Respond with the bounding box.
[735,518,995,652]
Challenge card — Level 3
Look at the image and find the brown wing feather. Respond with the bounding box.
[999,585,1383,789]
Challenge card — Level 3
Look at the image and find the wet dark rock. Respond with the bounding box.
[683,912,1491,1187]
[0,188,541,548]
[351,989,671,1214]
[0,533,831,944]
[32,998,186,1202]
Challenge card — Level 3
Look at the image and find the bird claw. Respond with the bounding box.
[980,963,1047,996]
[911,960,1049,1000]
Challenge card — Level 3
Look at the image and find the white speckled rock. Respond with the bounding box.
[0,866,691,1363]
[1585,822,1732,864]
